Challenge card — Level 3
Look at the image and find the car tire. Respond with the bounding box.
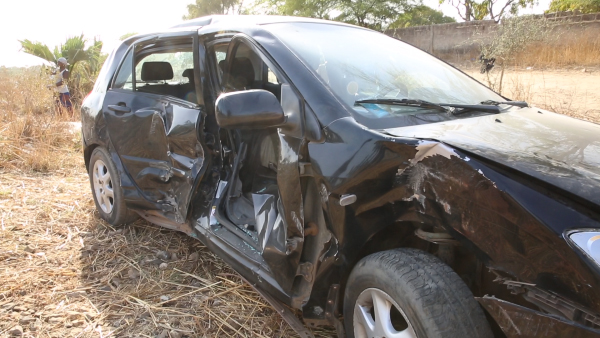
[343,248,493,338]
[88,147,138,226]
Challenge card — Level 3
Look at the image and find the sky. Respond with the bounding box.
[1,0,552,68]
[1,0,193,67]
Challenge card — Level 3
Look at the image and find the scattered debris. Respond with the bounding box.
[189,252,199,261]
[8,325,23,336]
[128,267,141,280]
[156,250,170,260]
[0,170,334,337]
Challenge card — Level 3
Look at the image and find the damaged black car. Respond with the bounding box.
[81,15,600,337]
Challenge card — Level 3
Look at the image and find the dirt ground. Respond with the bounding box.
[465,67,600,124]
[1,66,598,338]
[0,163,334,337]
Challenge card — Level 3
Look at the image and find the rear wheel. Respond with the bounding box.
[88,147,138,226]
[344,248,493,338]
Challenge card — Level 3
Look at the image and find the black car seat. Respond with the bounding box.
[181,69,197,103]
[228,57,255,91]
[138,61,177,97]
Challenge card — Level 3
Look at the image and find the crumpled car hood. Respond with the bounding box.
[384,107,600,208]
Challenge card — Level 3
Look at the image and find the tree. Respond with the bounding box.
[389,5,456,28]
[478,15,558,93]
[19,35,103,74]
[441,0,535,22]
[19,35,105,102]
[547,0,600,13]
[335,0,415,30]
[249,0,418,31]
[252,0,339,18]
[183,0,243,18]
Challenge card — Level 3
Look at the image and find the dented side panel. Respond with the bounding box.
[394,145,600,311]
[103,90,205,226]
[305,116,600,317]
[260,133,305,293]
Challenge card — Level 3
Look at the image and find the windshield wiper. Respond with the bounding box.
[355,98,505,115]
[354,99,448,112]
[480,100,529,108]
[446,103,500,115]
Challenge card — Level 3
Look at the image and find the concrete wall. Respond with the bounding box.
[385,12,600,58]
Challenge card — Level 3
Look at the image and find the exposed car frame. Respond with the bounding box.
[81,15,600,337]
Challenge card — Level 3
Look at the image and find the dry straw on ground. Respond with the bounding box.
[0,69,335,337]
[0,169,336,337]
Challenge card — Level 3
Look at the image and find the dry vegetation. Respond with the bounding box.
[466,66,600,124]
[1,36,598,336]
[514,29,600,68]
[0,68,335,337]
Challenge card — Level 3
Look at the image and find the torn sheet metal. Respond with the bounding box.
[410,140,459,164]
[252,193,277,250]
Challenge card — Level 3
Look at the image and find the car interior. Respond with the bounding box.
[216,42,287,250]
[132,46,198,104]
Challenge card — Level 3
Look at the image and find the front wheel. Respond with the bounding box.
[88,147,138,226]
[344,248,493,338]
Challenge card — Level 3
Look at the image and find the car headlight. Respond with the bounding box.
[568,230,600,266]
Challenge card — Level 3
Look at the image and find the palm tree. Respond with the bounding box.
[19,35,104,103]
[19,34,103,74]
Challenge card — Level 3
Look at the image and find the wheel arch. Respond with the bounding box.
[337,220,429,307]
[84,143,100,170]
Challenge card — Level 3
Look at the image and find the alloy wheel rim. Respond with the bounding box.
[353,288,417,338]
[93,160,114,214]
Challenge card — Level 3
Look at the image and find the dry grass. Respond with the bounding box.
[441,26,600,69]
[0,169,336,337]
[466,66,600,125]
[514,29,600,68]
[0,67,80,172]
[0,69,336,337]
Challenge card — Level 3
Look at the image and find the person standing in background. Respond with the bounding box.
[54,57,72,115]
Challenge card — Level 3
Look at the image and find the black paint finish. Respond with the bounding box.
[215,89,285,129]
[81,15,600,336]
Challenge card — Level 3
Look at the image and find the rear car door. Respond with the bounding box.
[102,33,206,225]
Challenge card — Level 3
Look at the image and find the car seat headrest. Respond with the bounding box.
[228,57,255,90]
[141,62,174,82]
[182,68,194,80]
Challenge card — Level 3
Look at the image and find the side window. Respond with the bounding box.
[110,40,197,103]
[267,68,280,85]
[225,42,282,101]
[134,52,194,86]
[134,48,196,102]
[211,44,228,85]
[113,49,134,90]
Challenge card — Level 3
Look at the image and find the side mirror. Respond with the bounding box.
[215,90,285,129]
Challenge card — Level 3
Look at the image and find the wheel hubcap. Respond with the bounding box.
[93,160,114,214]
[354,288,417,338]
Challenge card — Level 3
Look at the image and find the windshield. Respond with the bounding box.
[266,23,505,128]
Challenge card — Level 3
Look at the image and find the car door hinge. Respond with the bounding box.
[296,262,314,283]
[299,162,313,177]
